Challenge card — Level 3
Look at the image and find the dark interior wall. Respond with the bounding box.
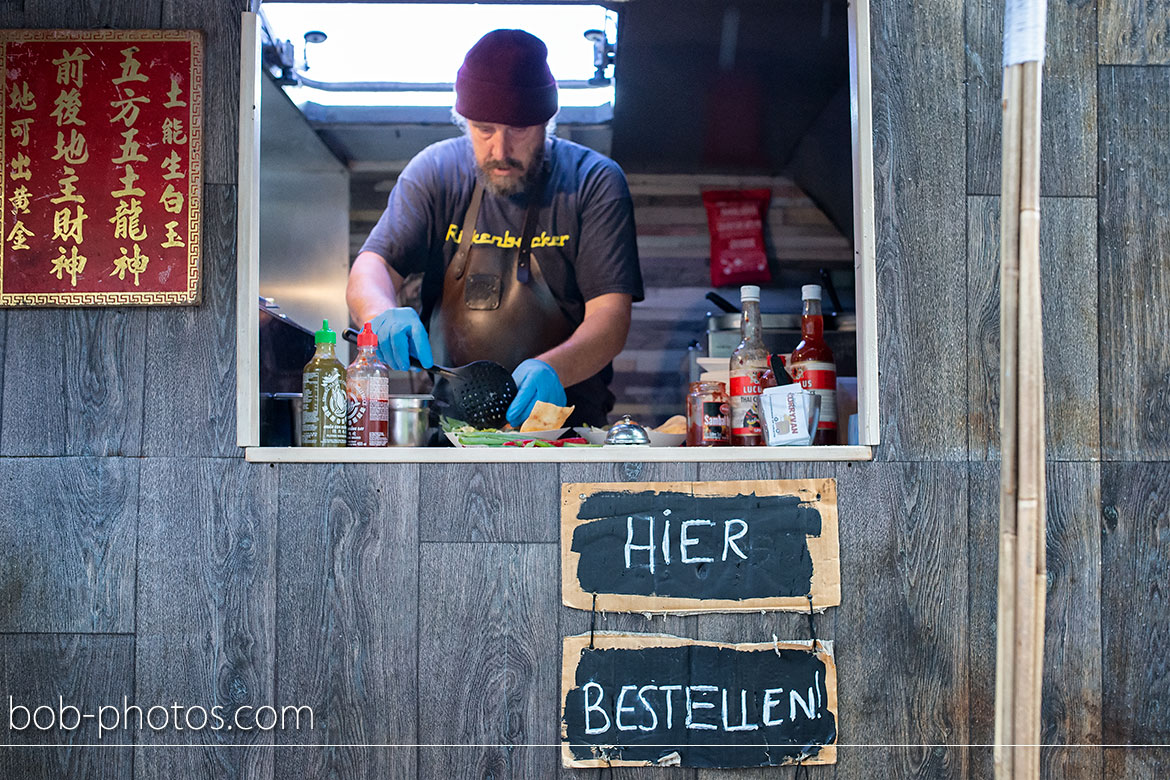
[1,2,1169,780]
[611,0,854,235]
[611,0,850,174]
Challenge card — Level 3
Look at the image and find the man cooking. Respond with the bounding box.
[346,28,643,429]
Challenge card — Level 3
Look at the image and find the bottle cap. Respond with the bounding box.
[356,321,378,347]
[801,284,822,301]
[315,319,337,344]
[740,285,761,302]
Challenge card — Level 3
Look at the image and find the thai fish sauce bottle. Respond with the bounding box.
[728,285,769,446]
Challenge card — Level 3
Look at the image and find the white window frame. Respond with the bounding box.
[234,4,878,463]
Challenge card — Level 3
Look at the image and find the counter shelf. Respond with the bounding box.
[244,444,873,463]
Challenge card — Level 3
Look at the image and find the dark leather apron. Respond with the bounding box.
[431,169,575,368]
[428,170,612,427]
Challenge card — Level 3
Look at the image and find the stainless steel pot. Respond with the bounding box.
[387,395,433,447]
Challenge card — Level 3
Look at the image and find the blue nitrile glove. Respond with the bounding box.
[506,359,567,427]
[369,307,433,371]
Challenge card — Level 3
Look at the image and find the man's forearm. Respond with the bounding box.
[535,293,632,388]
[346,251,403,325]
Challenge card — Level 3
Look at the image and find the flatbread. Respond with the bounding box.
[655,414,687,434]
[521,400,575,432]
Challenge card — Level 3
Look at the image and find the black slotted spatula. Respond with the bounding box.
[343,327,516,428]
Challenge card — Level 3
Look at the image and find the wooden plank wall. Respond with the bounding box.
[1,1,1168,779]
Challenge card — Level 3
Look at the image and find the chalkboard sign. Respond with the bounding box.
[561,480,840,612]
[561,633,837,768]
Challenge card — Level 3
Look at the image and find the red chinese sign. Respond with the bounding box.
[0,29,203,306]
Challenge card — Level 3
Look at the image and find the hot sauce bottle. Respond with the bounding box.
[788,285,837,445]
[301,319,347,447]
[686,381,729,446]
[728,285,769,446]
[346,322,390,447]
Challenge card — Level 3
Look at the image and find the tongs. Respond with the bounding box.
[343,327,517,428]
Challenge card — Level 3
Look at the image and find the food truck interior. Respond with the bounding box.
[254,0,861,441]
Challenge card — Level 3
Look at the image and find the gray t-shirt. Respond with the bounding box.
[360,135,643,422]
[362,134,643,319]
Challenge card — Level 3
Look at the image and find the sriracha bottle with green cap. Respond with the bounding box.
[301,319,347,447]
[346,322,390,447]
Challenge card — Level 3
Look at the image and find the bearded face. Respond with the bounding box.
[466,121,546,197]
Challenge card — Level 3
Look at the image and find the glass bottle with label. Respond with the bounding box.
[728,285,769,446]
[301,319,347,447]
[346,321,390,447]
[788,285,837,445]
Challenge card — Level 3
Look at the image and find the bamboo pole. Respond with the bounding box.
[1014,58,1047,779]
[994,61,1023,780]
[995,7,1047,776]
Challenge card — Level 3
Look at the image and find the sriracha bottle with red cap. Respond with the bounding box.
[346,322,391,447]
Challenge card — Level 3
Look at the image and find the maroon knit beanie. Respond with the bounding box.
[455,29,558,127]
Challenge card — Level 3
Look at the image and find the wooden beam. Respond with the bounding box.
[236,11,262,448]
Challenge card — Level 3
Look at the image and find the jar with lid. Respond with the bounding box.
[686,381,730,446]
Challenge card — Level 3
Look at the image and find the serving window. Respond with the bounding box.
[234,1,877,462]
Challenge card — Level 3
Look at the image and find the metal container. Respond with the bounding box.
[387,395,433,447]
